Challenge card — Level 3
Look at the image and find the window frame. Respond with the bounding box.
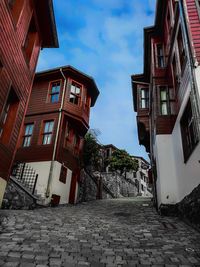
[69,80,82,106]
[59,165,67,184]
[156,43,165,68]
[0,87,19,144]
[180,99,199,163]
[23,16,37,64]
[177,25,186,72]
[159,86,171,115]
[48,80,61,103]
[139,88,149,109]
[42,120,54,145]
[22,123,34,147]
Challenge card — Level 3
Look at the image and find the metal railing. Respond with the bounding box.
[12,163,38,195]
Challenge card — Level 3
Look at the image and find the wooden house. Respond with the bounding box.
[15,66,99,205]
[132,0,200,208]
[0,0,58,206]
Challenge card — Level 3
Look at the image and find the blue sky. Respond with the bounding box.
[37,0,156,160]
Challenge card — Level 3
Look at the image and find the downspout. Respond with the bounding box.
[46,68,67,197]
[179,0,200,136]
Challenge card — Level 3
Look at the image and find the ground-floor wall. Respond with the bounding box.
[26,161,76,205]
[155,86,200,207]
[0,177,7,207]
[154,135,178,206]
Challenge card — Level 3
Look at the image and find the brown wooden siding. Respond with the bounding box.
[156,115,177,134]
[28,74,90,126]
[15,113,59,162]
[0,0,49,181]
[186,0,200,63]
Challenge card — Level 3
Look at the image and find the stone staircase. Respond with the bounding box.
[2,163,46,209]
[93,171,138,198]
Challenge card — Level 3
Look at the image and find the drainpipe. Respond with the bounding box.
[46,68,67,197]
[179,0,200,136]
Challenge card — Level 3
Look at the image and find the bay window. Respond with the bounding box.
[140,88,149,109]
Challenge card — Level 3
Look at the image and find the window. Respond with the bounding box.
[8,0,24,25]
[74,134,80,148]
[156,44,165,68]
[23,123,34,147]
[42,121,54,145]
[133,172,137,178]
[59,165,67,184]
[23,17,37,63]
[140,88,149,109]
[0,88,19,144]
[64,123,73,146]
[69,82,81,105]
[177,27,186,71]
[160,87,170,115]
[180,99,199,162]
[49,82,60,103]
[0,103,10,138]
[172,55,179,87]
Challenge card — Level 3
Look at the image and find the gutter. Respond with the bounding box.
[46,68,67,197]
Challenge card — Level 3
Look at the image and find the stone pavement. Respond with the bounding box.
[0,197,200,267]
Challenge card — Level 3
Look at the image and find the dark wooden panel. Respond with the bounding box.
[0,0,56,181]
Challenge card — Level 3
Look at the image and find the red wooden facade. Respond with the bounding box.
[0,0,58,184]
[15,66,99,204]
[132,0,200,206]
[131,0,199,152]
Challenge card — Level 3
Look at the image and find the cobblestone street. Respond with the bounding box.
[0,197,200,267]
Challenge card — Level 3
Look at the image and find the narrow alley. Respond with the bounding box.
[0,198,200,267]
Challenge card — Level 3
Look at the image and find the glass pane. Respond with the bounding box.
[51,83,60,93]
[23,136,31,147]
[44,121,54,133]
[44,122,49,133]
[25,124,33,135]
[71,85,76,94]
[70,94,78,105]
[48,121,54,132]
[160,90,167,100]
[161,103,168,115]
[43,134,52,145]
[75,86,80,94]
[141,89,145,98]
[51,94,59,103]
[141,100,146,108]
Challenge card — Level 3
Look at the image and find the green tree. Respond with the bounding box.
[107,149,138,176]
[82,130,101,170]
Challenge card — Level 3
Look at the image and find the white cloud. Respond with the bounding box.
[37,0,155,159]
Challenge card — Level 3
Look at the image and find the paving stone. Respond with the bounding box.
[0,198,200,266]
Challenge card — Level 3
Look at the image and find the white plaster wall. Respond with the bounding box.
[27,161,73,205]
[154,135,178,206]
[28,161,51,203]
[0,177,7,207]
[155,68,200,206]
[51,161,73,204]
[170,86,200,203]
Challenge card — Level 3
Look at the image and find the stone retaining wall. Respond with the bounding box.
[159,183,200,230]
[2,180,36,210]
